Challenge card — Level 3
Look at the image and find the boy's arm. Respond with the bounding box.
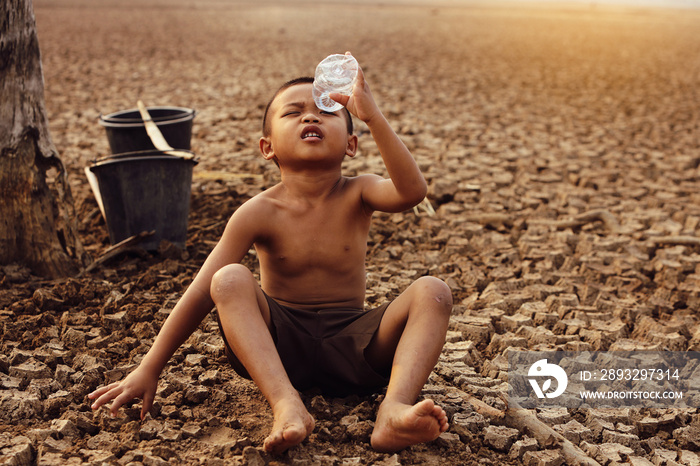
[89,202,259,419]
[331,55,427,213]
[359,111,427,213]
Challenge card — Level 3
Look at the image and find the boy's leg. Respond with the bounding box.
[365,276,453,452]
[210,264,314,454]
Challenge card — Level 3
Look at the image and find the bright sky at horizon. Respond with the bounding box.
[515,0,700,6]
[422,0,700,8]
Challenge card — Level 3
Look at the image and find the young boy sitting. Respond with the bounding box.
[89,53,453,454]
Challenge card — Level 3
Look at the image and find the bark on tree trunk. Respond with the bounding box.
[0,0,86,278]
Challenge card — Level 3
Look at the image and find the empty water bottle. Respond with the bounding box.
[312,54,359,112]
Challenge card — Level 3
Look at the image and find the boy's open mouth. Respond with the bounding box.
[301,126,323,141]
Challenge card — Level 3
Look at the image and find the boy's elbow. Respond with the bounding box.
[413,179,429,204]
[403,180,428,208]
[418,179,429,200]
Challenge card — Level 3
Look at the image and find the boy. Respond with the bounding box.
[89,53,452,454]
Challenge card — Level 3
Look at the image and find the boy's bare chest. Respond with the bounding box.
[257,202,370,273]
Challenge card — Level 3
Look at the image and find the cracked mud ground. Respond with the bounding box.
[2,1,700,465]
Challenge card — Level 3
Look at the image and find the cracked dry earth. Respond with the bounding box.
[3,0,700,465]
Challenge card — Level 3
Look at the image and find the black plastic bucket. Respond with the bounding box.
[88,150,198,250]
[99,106,196,154]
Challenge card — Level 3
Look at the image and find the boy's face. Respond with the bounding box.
[260,83,357,168]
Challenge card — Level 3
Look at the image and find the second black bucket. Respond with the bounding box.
[89,150,198,251]
[99,106,195,154]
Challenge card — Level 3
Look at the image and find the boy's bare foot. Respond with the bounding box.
[263,398,315,454]
[370,398,449,453]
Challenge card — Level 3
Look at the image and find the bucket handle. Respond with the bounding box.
[137,100,195,160]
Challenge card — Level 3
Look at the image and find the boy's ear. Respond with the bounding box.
[345,134,359,158]
[259,136,276,161]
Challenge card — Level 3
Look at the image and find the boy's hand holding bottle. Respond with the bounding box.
[314,52,381,125]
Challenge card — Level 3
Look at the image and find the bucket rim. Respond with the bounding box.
[98,106,196,127]
[90,149,198,168]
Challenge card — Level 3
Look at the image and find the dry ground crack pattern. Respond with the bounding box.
[2,1,700,465]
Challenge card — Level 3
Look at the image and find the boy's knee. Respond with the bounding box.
[415,276,453,313]
[210,263,255,302]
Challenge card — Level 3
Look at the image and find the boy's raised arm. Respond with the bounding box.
[89,204,258,419]
[331,55,427,213]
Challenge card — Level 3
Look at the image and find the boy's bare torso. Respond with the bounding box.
[245,175,373,310]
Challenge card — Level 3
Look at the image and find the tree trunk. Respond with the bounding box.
[0,0,86,278]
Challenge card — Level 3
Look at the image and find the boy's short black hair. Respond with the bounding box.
[261,76,354,137]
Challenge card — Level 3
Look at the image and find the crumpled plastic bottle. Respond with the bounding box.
[312,54,359,112]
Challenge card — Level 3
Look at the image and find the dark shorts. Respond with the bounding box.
[217,293,392,397]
